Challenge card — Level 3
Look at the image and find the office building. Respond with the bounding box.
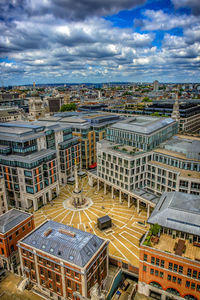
[88,117,199,217]
[0,121,81,210]
[103,100,200,134]
[0,209,34,273]
[153,80,159,92]
[139,192,200,300]
[106,116,178,151]
[18,220,109,300]
[40,112,122,169]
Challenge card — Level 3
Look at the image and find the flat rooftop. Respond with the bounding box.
[0,209,31,234]
[149,160,200,179]
[160,135,200,160]
[20,220,105,268]
[110,116,176,135]
[152,233,200,261]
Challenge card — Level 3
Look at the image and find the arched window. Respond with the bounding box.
[184,295,197,300]
[166,288,180,296]
[149,281,162,289]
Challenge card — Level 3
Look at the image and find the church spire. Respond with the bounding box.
[171,92,180,122]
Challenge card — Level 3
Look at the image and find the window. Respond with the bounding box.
[49,283,53,289]
[144,254,147,262]
[187,268,192,277]
[56,274,60,283]
[168,262,173,270]
[57,287,61,294]
[172,276,176,282]
[48,271,52,278]
[191,283,195,290]
[156,258,160,266]
[150,268,154,274]
[197,284,200,291]
[40,267,44,275]
[167,275,171,281]
[161,260,164,268]
[143,266,147,272]
[160,272,163,278]
[174,264,178,272]
[76,283,80,292]
[186,281,190,287]
[22,226,25,232]
[177,278,182,285]
[67,280,71,288]
[75,272,79,278]
[192,270,197,279]
[179,266,183,274]
[151,257,155,265]
[155,270,159,276]
[9,235,12,241]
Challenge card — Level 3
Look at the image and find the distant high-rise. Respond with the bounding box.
[171,93,180,122]
[153,80,159,92]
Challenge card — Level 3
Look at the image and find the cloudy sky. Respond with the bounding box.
[0,0,200,85]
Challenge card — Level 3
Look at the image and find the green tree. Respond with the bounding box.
[142,97,152,102]
[151,223,161,236]
[60,103,77,112]
[151,112,160,117]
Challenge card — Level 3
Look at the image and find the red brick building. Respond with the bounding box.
[0,208,34,273]
[18,220,109,300]
[139,192,200,300]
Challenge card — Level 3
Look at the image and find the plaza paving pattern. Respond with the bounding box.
[33,177,149,268]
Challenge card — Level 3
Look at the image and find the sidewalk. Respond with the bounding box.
[0,272,42,300]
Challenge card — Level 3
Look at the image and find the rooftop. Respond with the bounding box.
[152,234,200,261]
[149,160,200,179]
[160,135,200,160]
[0,209,31,234]
[20,220,105,268]
[110,116,176,135]
[148,192,200,236]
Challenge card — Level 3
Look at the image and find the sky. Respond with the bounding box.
[0,0,200,86]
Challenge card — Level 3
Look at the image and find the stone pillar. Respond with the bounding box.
[43,193,47,205]
[33,250,40,285]
[104,183,107,195]
[60,262,67,299]
[88,175,93,187]
[119,190,122,204]
[33,199,38,211]
[128,194,130,208]
[97,179,100,191]
[56,184,60,196]
[137,198,140,214]
[147,204,150,218]
[18,248,24,277]
[111,186,114,199]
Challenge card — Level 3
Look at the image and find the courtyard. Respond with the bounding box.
[33,176,149,268]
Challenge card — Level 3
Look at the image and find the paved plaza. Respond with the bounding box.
[33,177,149,268]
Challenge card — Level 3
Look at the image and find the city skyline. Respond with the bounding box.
[0,0,200,86]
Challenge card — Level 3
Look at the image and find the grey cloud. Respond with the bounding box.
[172,0,200,16]
[0,0,146,21]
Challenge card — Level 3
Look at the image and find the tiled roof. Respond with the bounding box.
[0,209,31,234]
[20,220,105,268]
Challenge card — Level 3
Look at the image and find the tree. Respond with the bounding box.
[151,112,160,117]
[151,223,161,236]
[60,103,77,112]
[142,97,152,102]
